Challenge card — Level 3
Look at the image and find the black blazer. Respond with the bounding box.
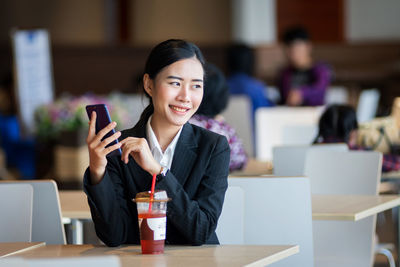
[84,118,230,247]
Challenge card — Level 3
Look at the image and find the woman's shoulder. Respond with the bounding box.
[188,122,229,148]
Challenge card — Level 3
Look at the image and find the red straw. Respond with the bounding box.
[148,173,157,212]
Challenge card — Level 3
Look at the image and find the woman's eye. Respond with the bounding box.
[193,84,202,89]
[170,81,180,86]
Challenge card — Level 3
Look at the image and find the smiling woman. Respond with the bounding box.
[83,39,230,247]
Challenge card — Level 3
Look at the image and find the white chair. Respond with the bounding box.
[325,86,349,105]
[0,180,66,244]
[281,124,318,145]
[122,93,149,127]
[0,258,28,267]
[255,106,324,161]
[273,143,348,176]
[0,184,33,242]
[219,177,314,267]
[222,95,254,156]
[304,150,382,267]
[216,186,244,244]
[357,89,380,123]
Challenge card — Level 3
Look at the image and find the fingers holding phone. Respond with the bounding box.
[85,105,123,184]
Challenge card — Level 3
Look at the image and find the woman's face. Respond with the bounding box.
[145,57,204,129]
[286,40,312,69]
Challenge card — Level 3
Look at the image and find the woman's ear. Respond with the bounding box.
[143,74,153,97]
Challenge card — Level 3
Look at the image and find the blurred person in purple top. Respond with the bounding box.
[226,44,274,120]
[190,63,248,172]
[278,26,332,106]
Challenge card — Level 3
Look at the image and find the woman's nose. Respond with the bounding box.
[177,85,190,102]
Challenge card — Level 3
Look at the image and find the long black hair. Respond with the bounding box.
[313,104,358,144]
[137,39,206,125]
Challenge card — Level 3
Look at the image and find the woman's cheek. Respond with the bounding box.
[193,91,204,109]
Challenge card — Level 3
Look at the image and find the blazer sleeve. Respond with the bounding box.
[155,135,230,245]
[83,158,138,247]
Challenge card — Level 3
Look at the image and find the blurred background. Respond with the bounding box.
[0,0,399,107]
[0,0,400,182]
[1,1,400,261]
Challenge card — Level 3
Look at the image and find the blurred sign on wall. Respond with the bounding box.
[11,29,54,135]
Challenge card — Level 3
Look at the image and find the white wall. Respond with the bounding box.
[346,0,400,42]
[232,0,276,45]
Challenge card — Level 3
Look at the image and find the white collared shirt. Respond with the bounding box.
[146,116,183,170]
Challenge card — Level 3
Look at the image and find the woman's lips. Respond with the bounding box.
[170,105,190,114]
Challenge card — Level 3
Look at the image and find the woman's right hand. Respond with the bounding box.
[86,111,122,184]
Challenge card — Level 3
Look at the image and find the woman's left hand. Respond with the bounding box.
[120,137,161,175]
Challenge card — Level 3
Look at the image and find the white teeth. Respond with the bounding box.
[171,106,187,112]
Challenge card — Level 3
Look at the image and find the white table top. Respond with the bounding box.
[11,244,299,267]
[312,194,400,221]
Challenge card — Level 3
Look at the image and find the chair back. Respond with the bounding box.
[222,95,254,156]
[304,150,381,195]
[124,94,149,127]
[0,183,33,242]
[219,177,314,267]
[216,186,244,244]
[0,180,66,244]
[273,143,348,176]
[255,106,324,160]
[325,86,349,105]
[357,89,380,123]
[304,150,382,267]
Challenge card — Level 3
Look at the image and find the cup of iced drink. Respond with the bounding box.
[134,190,169,254]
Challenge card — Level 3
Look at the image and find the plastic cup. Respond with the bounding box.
[134,190,169,254]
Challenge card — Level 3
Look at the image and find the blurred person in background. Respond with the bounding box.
[190,63,248,172]
[227,43,274,122]
[0,71,35,178]
[313,104,400,172]
[278,26,332,106]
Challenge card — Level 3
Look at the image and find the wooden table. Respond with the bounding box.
[312,194,400,266]
[382,171,400,180]
[312,194,400,221]
[59,190,91,219]
[230,158,272,176]
[0,242,45,258]
[11,244,299,267]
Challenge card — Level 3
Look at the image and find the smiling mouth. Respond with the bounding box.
[170,105,190,113]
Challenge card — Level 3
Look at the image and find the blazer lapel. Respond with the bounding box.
[170,123,198,186]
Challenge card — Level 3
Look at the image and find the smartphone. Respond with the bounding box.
[86,104,122,157]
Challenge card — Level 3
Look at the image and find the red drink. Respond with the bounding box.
[134,190,169,254]
[138,212,166,254]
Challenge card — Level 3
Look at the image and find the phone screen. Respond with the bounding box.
[86,104,122,157]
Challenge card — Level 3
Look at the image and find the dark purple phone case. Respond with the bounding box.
[86,104,122,157]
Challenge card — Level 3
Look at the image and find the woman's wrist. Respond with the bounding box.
[89,167,105,185]
[148,163,162,176]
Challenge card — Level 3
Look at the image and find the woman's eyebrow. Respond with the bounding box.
[167,75,183,81]
[167,76,203,83]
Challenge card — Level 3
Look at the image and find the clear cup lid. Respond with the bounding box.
[133,190,170,202]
